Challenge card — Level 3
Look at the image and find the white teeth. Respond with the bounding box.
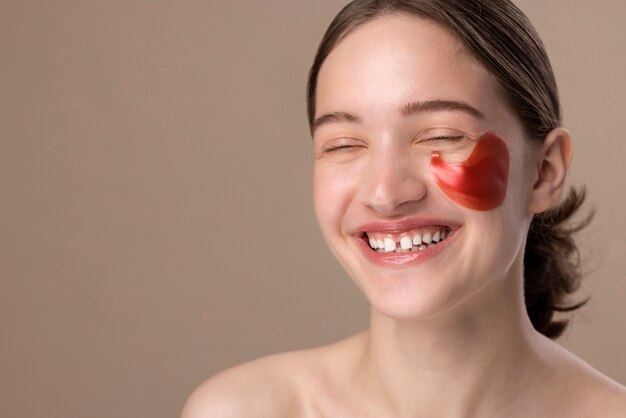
[412,234,422,246]
[367,228,452,253]
[400,236,413,250]
[384,238,396,252]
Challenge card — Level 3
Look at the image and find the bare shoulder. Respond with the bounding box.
[180,333,365,418]
[573,366,626,417]
[180,353,302,418]
[542,338,626,418]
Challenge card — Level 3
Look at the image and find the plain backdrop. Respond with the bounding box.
[1,1,625,417]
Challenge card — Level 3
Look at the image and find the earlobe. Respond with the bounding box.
[528,127,573,214]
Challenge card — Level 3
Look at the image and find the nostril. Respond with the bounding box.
[357,150,427,216]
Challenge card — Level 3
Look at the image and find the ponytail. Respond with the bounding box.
[523,187,593,339]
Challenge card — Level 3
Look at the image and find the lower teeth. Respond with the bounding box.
[376,241,440,253]
[371,230,450,254]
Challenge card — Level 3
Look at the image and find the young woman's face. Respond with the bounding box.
[312,14,540,319]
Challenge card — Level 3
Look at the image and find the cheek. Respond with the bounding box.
[430,132,510,211]
[312,166,351,233]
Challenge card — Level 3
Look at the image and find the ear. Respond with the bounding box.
[528,127,573,214]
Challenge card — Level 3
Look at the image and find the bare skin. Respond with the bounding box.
[182,14,626,418]
[181,329,626,418]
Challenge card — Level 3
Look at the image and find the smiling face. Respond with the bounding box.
[312,14,541,320]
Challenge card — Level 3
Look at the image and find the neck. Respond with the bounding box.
[356,260,546,417]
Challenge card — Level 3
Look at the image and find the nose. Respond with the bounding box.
[358,147,427,216]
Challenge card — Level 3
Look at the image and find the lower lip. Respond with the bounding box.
[355,229,458,268]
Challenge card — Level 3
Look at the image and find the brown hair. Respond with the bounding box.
[306,0,590,339]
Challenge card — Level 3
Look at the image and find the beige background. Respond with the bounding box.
[1,1,625,417]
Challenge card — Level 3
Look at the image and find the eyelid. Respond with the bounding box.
[413,128,470,144]
[325,144,361,151]
[420,134,465,143]
[320,137,365,152]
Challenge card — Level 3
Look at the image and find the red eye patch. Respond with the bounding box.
[430,132,509,211]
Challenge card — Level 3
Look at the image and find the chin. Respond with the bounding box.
[355,268,468,322]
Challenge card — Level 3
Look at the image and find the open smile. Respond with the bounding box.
[353,219,460,267]
[365,226,452,253]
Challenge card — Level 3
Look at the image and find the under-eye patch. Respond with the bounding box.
[430,132,509,211]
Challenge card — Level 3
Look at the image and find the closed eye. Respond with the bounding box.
[324,144,363,152]
[421,135,465,143]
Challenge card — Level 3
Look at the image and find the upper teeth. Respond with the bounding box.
[367,227,450,253]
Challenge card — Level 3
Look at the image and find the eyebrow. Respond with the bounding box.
[312,99,485,134]
[399,99,485,120]
[312,111,360,133]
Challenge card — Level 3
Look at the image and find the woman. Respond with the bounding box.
[182,1,626,416]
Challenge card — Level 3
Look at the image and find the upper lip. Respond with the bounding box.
[352,216,461,236]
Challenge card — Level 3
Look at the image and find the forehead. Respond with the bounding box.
[315,13,502,123]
